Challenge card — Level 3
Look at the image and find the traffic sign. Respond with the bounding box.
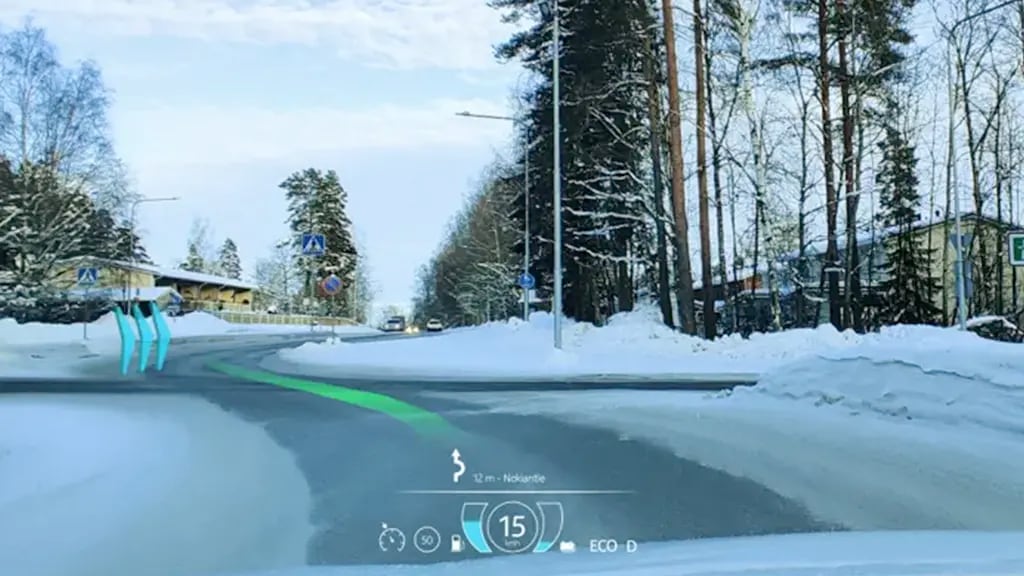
[321,274,342,295]
[1010,233,1024,266]
[77,267,98,286]
[517,272,535,289]
[302,232,326,256]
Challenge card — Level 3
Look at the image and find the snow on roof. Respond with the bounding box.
[129,262,258,290]
[64,257,257,290]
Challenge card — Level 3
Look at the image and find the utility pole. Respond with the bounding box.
[693,0,715,339]
[454,111,532,322]
[126,196,178,312]
[660,0,696,334]
[551,0,564,349]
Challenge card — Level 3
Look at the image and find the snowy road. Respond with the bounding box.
[0,334,826,576]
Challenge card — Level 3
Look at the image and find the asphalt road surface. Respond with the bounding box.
[0,333,840,567]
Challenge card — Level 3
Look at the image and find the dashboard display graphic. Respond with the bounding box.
[460,501,564,554]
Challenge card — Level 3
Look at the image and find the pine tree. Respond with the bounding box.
[875,98,941,325]
[492,0,656,322]
[217,238,242,279]
[180,243,205,272]
[280,168,358,314]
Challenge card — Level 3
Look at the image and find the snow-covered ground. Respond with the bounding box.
[0,394,312,576]
[4,307,1024,575]
[0,311,381,378]
[274,307,1016,382]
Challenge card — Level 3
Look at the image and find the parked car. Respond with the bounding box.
[426,318,444,332]
[383,316,407,332]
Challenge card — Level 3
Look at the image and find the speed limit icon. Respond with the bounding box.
[414,526,441,554]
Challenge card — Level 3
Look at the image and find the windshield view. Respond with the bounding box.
[2,1,1024,576]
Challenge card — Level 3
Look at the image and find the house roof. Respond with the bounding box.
[65,257,258,290]
[780,212,1023,262]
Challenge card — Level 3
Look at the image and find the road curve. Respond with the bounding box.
[0,333,839,568]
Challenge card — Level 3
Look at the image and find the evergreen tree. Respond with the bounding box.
[280,168,358,314]
[492,0,656,322]
[875,98,940,325]
[112,225,150,263]
[217,238,242,279]
[180,242,205,273]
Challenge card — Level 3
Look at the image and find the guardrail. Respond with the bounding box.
[207,311,358,326]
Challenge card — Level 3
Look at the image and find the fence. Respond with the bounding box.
[206,310,359,327]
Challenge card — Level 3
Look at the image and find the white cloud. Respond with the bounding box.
[0,0,515,70]
[112,97,514,170]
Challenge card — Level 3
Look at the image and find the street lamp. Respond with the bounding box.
[538,0,563,349]
[125,196,179,307]
[944,0,1016,330]
[455,110,533,322]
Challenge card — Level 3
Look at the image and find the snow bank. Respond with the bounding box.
[0,311,378,347]
[0,311,381,377]
[425,322,1024,532]
[248,531,1024,576]
[0,394,312,576]
[276,307,889,380]
[731,324,1024,435]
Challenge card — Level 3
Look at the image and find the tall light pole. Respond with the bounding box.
[944,0,1016,330]
[125,196,179,309]
[538,0,563,349]
[455,110,532,321]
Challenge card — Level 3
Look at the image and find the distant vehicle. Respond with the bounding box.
[426,318,444,332]
[383,316,406,332]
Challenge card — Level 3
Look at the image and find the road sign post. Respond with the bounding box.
[1010,233,1024,266]
[517,272,535,322]
[77,268,99,340]
[302,232,326,332]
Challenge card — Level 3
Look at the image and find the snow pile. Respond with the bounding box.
[276,307,881,380]
[731,323,1024,434]
[0,394,311,576]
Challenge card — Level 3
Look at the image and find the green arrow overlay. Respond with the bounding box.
[206,361,458,440]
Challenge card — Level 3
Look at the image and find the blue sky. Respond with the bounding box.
[0,0,524,313]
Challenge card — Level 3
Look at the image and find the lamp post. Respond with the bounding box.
[455,111,532,321]
[538,0,563,349]
[125,196,179,309]
[944,0,1016,330]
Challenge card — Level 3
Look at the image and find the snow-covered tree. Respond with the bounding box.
[180,243,205,273]
[492,0,656,323]
[217,238,242,279]
[280,168,358,315]
[252,239,299,312]
[0,24,145,284]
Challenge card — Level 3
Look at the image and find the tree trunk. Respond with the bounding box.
[644,33,675,328]
[817,0,842,329]
[837,0,862,332]
[660,0,697,334]
[693,0,715,339]
[703,9,734,333]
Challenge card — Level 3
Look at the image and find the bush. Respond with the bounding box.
[0,284,115,324]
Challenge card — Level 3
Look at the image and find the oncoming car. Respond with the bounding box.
[426,318,444,332]
[383,316,406,332]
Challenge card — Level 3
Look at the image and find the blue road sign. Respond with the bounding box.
[321,274,342,295]
[517,272,535,289]
[77,267,99,286]
[302,232,326,256]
